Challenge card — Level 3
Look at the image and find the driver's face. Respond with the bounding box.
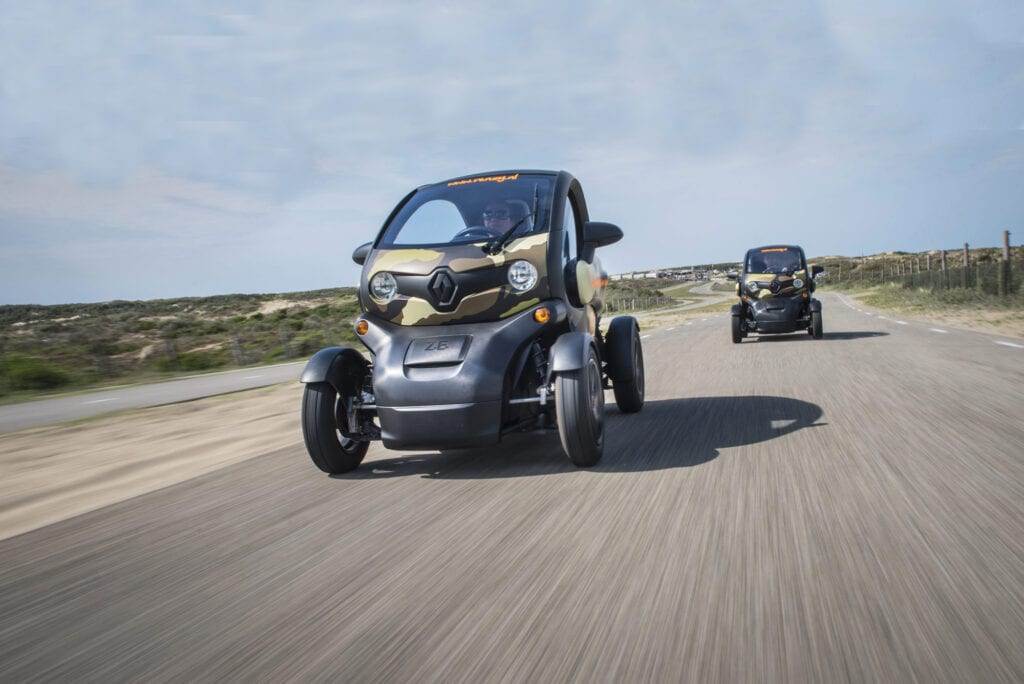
[483,203,513,232]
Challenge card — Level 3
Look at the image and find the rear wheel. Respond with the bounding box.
[605,317,645,413]
[555,345,605,467]
[301,382,369,474]
[810,311,823,339]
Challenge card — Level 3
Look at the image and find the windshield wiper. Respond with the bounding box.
[484,183,540,255]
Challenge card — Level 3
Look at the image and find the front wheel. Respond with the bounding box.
[301,382,369,474]
[555,345,605,467]
[731,315,745,343]
[810,311,823,339]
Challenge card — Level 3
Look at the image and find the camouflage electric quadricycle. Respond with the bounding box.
[727,245,825,343]
[299,170,645,473]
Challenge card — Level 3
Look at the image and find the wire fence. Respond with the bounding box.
[817,231,1019,297]
[603,296,676,313]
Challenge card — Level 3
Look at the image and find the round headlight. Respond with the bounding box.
[746,280,760,293]
[792,278,804,289]
[507,260,538,292]
[369,271,397,302]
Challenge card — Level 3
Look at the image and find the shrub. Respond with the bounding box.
[155,351,227,372]
[1,354,72,390]
[296,332,327,355]
[203,321,228,335]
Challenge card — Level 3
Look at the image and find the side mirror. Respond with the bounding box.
[583,221,623,248]
[352,242,372,265]
[811,264,824,276]
[581,221,622,261]
[726,271,739,280]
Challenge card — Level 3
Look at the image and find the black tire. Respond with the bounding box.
[605,317,645,413]
[731,315,744,343]
[810,311,823,339]
[554,345,605,467]
[301,382,369,474]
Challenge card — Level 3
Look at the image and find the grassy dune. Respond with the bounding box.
[1,288,359,402]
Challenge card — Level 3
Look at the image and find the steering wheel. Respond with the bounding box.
[453,226,500,241]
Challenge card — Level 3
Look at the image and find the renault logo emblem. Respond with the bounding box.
[428,270,458,306]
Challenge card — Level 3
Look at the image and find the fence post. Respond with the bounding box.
[962,243,969,289]
[999,229,1012,296]
[940,250,948,289]
[279,330,293,358]
[163,337,178,366]
[231,336,246,365]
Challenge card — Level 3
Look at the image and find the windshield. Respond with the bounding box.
[746,247,805,274]
[379,173,554,248]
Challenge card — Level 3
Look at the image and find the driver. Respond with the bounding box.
[482,201,514,236]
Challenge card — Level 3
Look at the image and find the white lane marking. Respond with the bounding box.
[877,315,890,320]
[243,375,264,379]
[895,320,907,325]
[666,327,676,331]
[83,397,117,405]
[685,321,693,326]
[995,340,1024,349]
[929,328,948,334]
[640,334,651,339]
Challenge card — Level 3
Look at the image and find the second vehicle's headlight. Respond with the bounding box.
[792,278,804,289]
[746,280,760,293]
[507,260,538,292]
[369,271,397,302]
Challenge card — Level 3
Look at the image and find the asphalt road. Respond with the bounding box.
[0,361,306,433]
[2,293,1023,681]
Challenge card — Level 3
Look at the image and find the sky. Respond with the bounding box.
[1,1,1023,304]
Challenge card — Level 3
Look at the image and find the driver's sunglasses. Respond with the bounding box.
[483,209,511,219]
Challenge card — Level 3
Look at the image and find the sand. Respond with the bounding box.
[0,382,305,541]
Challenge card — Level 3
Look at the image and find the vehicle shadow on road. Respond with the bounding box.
[333,396,824,480]
[751,331,888,342]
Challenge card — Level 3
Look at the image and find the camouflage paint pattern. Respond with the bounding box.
[739,269,811,301]
[362,233,551,326]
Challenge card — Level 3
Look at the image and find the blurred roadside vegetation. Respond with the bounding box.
[813,247,1023,313]
[604,278,678,313]
[0,288,359,402]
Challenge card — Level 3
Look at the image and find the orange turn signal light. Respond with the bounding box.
[533,307,551,324]
[355,319,369,335]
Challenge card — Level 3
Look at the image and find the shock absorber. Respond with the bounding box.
[530,343,547,389]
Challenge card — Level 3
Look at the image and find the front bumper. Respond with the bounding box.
[358,301,565,450]
[746,297,808,334]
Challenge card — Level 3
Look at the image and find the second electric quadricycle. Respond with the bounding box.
[299,170,645,474]
[728,245,825,342]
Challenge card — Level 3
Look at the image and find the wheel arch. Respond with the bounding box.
[299,346,369,396]
[549,331,598,375]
